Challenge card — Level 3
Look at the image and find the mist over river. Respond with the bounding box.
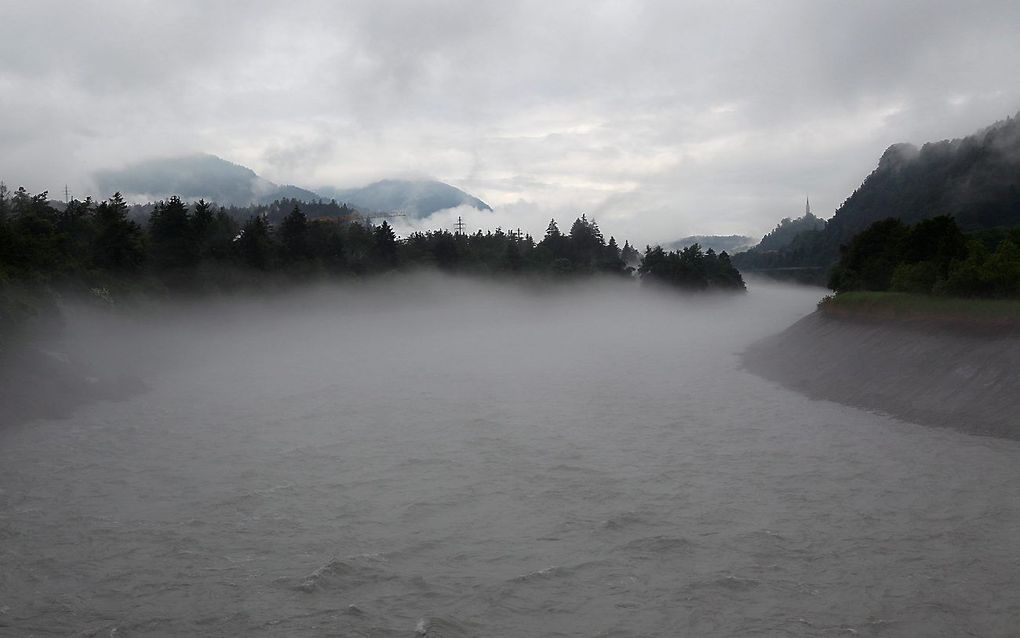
[1,276,1017,637]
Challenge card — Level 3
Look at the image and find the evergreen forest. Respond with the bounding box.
[828,216,1020,298]
[0,185,746,346]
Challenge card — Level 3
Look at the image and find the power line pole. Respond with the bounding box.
[64,185,70,203]
[455,216,465,235]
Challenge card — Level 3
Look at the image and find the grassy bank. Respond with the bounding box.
[818,291,1020,330]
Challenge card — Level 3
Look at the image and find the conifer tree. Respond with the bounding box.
[93,193,145,272]
[149,196,196,269]
[369,220,398,269]
[278,203,310,263]
[237,215,274,270]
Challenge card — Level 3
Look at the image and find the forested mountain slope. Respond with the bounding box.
[733,113,1020,275]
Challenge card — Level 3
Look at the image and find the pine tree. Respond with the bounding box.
[191,199,215,258]
[369,221,398,269]
[621,240,640,265]
[544,219,561,240]
[0,181,8,221]
[149,196,196,269]
[93,192,145,272]
[278,204,310,263]
[237,215,274,270]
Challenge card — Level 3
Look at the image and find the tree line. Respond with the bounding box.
[638,244,745,291]
[0,184,744,295]
[828,215,1020,298]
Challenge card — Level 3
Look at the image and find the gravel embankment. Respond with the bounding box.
[742,311,1020,439]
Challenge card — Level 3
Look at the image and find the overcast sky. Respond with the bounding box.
[2,1,1020,244]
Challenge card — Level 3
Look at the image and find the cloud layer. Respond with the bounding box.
[3,1,1020,245]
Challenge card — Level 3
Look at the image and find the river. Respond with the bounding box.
[1,276,1017,637]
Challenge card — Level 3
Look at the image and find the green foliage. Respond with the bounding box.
[832,218,911,291]
[278,204,311,265]
[307,220,346,274]
[620,240,640,265]
[504,239,522,272]
[394,215,631,279]
[149,196,197,270]
[539,218,569,262]
[369,221,398,270]
[941,239,1020,298]
[190,199,216,256]
[236,215,274,271]
[830,216,1020,298]
[890,261,938,293]
[756,211,826,252]
[93,193,146,272]
[568,214,603,271]
[637,243,745,291]
[430,231,460,270]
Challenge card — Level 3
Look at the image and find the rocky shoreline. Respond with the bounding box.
[742,310,1020,440]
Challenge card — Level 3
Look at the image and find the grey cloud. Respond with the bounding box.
[2,1,1019,242]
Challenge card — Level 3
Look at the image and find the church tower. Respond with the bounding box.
[805,196,812,217]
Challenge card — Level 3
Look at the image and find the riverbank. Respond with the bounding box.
[742,305,1020,439]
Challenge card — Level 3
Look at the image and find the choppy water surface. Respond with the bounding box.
[1,277,1018,637]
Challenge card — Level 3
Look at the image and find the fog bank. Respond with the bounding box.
[3,276,1019,636]
[2,275,809,428]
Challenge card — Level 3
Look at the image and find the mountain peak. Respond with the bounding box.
[94,155,492,216]
[95,153,277,205]
[877,143,920,172]
[317,179,492,218]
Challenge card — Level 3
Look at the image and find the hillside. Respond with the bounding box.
[663,234,753,254]
[743,310,1020,439]
[94,154,320,206]
[733,112,1020,278]
[94,156,492,217]
[753,209,826,252]
[318,179,492,218]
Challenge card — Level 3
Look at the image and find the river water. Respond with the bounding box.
[1,277,1017,637]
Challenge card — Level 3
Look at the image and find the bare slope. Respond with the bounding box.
[743,311,1020,439]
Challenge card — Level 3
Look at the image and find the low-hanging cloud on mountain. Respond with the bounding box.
[2,1,1020,246]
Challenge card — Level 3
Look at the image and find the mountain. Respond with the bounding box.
[732,112,1020,278]
[94,153,320,206]
[94,155,492,217]
[663,235,754,254]
[265,184,321,203]
[318,179,492,218]
[753,208,826,253]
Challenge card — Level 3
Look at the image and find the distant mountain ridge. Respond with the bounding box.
[94,154,492,217]
[732,112,1020,277]
[663,235,754,254]
[94,154,318,206]
[317,180,492,218]
[753,208,826,253]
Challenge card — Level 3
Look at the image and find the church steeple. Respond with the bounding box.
[805,196,812,217]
